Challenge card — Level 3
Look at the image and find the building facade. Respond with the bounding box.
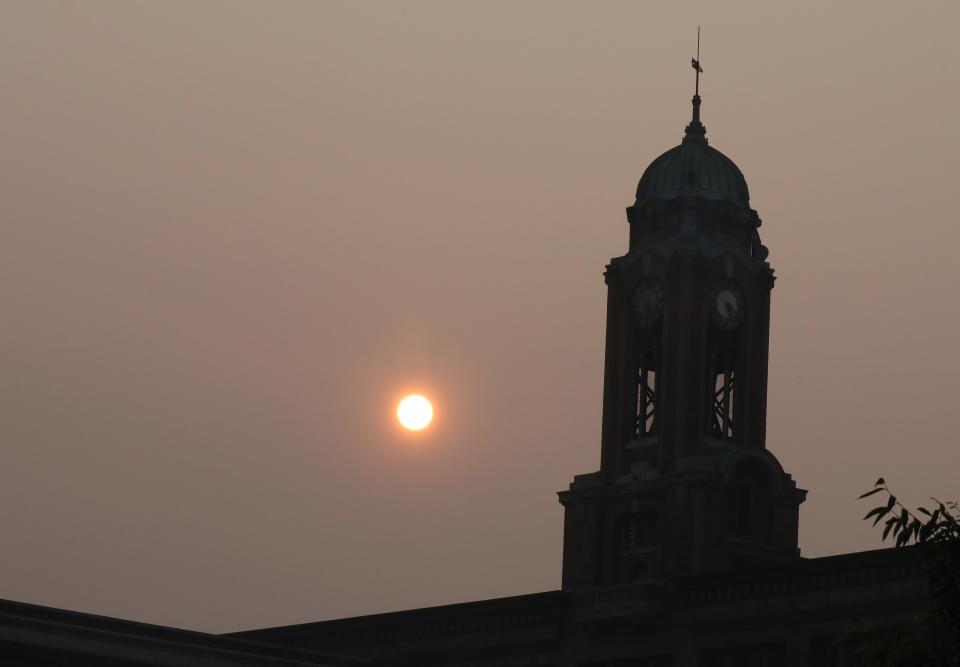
[0,81,933,666]
[233,86,933,665]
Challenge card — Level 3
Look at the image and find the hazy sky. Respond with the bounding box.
[2,1,959,633]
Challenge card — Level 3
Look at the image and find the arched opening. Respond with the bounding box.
[729,459,774,541]
[706,334,738,441]
[630,278,663,440]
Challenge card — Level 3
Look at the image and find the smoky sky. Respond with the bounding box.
[1,1,958,633]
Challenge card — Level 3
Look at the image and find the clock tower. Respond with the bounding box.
[558,83,806,588]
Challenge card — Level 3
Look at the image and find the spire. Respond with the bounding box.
[684,27,707,144]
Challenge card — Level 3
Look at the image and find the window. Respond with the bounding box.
[636,363,657,438]
[631,277,662,440]
[729,459,774,541]
[617,511,659,552]
[706,341,737,441]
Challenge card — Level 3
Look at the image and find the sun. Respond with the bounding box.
[397,394,433,431]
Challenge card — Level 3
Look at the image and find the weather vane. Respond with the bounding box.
[691,26,703,96]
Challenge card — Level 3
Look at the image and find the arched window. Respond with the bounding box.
[617,511,659,552]
[707,344,736,441]
[631,278,663,439]
[635,344,659,438]
[705,279,744,441]
[729,459,773,541]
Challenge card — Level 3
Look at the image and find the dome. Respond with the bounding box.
[635,139,750,208]
[635,96,750,208]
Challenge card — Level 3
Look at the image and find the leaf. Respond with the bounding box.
[876,477,886,486]
[905,521,918,544]
[883,517,897,541]
[864,507,886,521]
[859,487,885,499]
[919,507,932,517]
[886,495,897,512]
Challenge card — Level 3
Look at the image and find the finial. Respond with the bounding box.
[692,26,702,96]
[685,26,707,143]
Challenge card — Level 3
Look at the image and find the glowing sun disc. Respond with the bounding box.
[397,395,433,431]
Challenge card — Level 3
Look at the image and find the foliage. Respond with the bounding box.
[854,478,960,666]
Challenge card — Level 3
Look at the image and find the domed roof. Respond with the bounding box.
[635,96,750,208]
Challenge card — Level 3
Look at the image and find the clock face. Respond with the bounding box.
[709,281,745,330]
[632,279,664,329]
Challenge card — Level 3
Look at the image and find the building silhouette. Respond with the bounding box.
[1,81,932,666]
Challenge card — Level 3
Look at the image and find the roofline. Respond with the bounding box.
[227,590,568,639]
[0,597,365,666]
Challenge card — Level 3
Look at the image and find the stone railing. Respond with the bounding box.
[676,547,925,607]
